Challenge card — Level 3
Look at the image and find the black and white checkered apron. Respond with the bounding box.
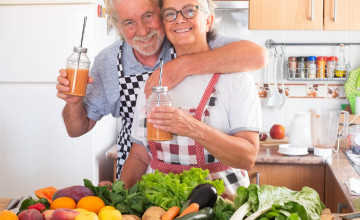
[116,41,176,179]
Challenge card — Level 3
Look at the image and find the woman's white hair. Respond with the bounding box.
[197,0,219,41]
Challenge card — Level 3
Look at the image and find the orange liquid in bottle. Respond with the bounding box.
[147,122,173,141]
[64,68,89,96]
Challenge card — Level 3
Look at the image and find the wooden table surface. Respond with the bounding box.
[0,198,12,211]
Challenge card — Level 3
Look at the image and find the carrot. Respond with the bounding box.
[161,206,181,220]
[176,203,200,218]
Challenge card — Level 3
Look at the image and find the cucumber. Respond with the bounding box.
[176,207,214,220]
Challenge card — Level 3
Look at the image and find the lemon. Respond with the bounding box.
[98,206,116,216]
[98,209,122,220]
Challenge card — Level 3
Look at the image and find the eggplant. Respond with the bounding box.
[186,183,218,209]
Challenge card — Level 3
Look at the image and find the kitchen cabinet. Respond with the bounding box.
[323,0,360,30]
[248,163,326,201]
[249,0,360,30]
[249,0,323,30]
[324,165,351,213]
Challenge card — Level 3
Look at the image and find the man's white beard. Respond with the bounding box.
[131,29,165,56]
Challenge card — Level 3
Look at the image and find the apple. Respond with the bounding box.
[270,124,285,139]
[259,133,268,141]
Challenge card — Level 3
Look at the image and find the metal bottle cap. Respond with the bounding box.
[152,86,168,93]
[73,46,87,53]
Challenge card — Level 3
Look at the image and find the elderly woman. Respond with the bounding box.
[121,0,261,195]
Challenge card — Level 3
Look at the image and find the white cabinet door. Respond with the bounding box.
[0,4,94,82]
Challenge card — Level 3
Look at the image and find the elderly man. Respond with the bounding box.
[56,0,268,179]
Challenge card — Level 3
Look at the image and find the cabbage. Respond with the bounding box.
[232,184,325,220]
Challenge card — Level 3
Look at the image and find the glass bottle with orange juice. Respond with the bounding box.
[146,86,173,141]
[64,47,91,96]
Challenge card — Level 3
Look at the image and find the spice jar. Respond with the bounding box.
[316,56,326,78]
[296,57,306,78]
[146,86,173,141]
[288,56,297,78]
[307,56,316,78]
[327,56,337,78]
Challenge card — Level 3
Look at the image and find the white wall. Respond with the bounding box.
[215,9,360,134]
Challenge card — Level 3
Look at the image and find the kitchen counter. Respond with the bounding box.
[256,147,360,212]
[106,145,360,211]
[0,198,11,211]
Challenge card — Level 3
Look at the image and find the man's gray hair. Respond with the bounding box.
[104,0,160,38]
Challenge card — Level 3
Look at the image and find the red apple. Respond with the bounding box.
[259,133,268,141]
[270,124,285,139]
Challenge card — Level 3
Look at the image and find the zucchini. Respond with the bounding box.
[176,207,214,220]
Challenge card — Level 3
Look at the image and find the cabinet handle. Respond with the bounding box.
[311,0,314,21]
[334,0,337,22]
[256,172,260,185]
[337,203,348,213]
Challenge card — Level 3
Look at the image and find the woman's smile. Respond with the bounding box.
[173,27,193,33]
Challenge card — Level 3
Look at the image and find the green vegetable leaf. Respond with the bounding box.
[17,198,50,215]
[214,197,235,219]
[232,184,325,220]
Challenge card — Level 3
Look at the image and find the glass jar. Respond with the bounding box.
[316,56,326,78]
[307,56,317,78]
[288,56,297,78]
[349,125,360,155]
[64,47,91,96]
[327,56,337,79]
[146,86,173,141]
[296,56,306,78]
[335,44,347,78]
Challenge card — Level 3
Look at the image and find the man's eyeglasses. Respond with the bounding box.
[161,5,207,22]
[120,12,156,31]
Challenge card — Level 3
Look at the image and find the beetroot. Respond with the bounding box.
[52,185,94,203]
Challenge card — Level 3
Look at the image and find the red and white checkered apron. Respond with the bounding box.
[148,74,231,174]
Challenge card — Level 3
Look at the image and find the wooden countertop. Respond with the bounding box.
[0,198,12,211]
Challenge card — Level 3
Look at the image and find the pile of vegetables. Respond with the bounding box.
[16,168,327,220]
[85,168,225,217]
[231,184,325,220]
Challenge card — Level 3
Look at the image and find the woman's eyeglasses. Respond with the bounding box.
[161,5,207,22]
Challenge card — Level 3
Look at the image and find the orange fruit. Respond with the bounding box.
[76,196,105,214]
[50,197,77,210]
[0,210,18,220]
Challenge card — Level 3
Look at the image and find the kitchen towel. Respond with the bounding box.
[348,178,360,196]
[345,67,360,98]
